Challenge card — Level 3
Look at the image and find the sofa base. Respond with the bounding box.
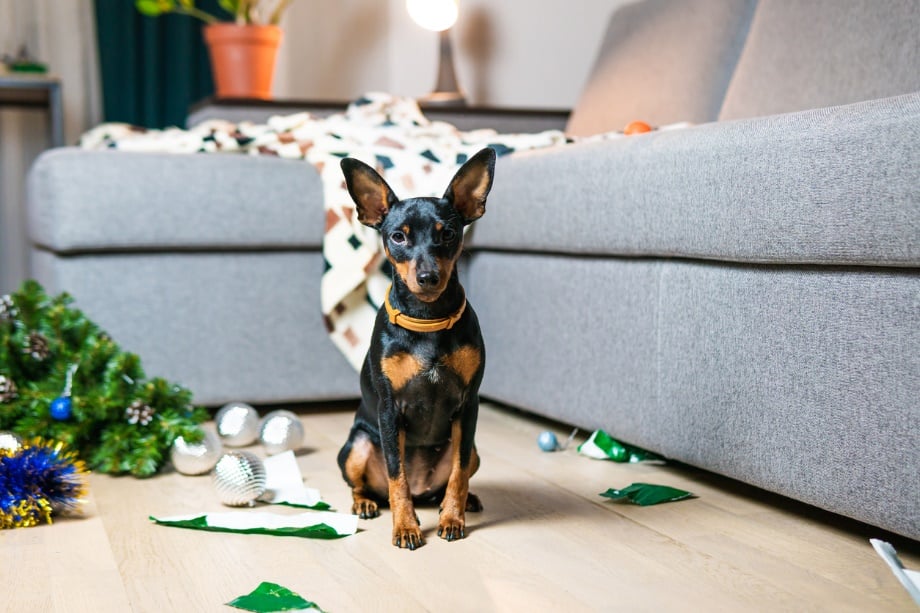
[31,249,360,406]
[468,251,919,541]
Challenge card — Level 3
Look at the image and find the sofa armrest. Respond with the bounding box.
[27,149,325,253]
[471,92,920,267]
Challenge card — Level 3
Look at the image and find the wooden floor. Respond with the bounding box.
[3,402,918,612]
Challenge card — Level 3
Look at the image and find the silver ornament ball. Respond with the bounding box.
[170,429,223,475]
[215,401,260,447]
[212,451,267,507]
[0,430,23,453]
[259,410,305,455]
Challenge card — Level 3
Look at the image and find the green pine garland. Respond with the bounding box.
[0,280,207,477]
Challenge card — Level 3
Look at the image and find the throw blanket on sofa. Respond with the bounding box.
[80,93,569,369]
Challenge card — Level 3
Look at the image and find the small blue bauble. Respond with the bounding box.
[537,430,559,452]
[50,396,73,421]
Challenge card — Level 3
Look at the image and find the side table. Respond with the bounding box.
[0,73,64,147]
[187,97,570,135]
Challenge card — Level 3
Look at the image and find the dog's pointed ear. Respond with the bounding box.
[340,158,399,228]
[443,147,496,224]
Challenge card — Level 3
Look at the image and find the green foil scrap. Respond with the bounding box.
[578,429,663,462]
[600,483,695,506]
[227,581,324,612]
[149,510,357,539]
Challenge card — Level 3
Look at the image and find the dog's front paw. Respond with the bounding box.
[437,514,466,542]
[392,522,424,550]
[352,498,379,519]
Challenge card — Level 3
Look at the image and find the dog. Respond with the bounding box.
[336,147,495,550]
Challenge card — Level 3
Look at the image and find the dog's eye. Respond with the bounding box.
[441,228,456,243]
[390,231,407,245]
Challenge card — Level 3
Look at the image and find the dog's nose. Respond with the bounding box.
[417,270,440,287]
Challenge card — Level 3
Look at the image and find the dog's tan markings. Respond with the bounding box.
[441,345,481,385]
[380,352,423,391]
[435,222,444,232]
[389,429,423,549]
[401,224,410,236]
[343,434,385,518]
[438,420,472,541]
[389,258,412,288]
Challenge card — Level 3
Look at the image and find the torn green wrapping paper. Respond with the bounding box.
[601,483,695,506]
[149,510,357,538]
[577,429,662,462]
[262,451,331,510]
[227,581,324,612]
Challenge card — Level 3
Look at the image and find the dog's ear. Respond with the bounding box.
[443,147,496,224]
[340,158,399,228]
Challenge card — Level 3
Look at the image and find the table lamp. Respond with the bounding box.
[406,0,466,106]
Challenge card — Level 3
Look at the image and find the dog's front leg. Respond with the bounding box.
[438,398,480,541]
[379,401,423,549]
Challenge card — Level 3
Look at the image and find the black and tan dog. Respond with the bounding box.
[336,148,495,550]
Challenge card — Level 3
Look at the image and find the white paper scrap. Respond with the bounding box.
[871,538,920,605]
[262,450,324,507]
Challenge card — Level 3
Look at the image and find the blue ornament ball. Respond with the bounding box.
[537,430,559,452]
[50,396,73,421]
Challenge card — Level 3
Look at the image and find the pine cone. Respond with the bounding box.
[125,400,155,426]
[0,375,18,403]
[24,332,50,361]
[0,295,15,321]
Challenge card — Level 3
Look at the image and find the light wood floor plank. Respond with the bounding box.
[3,402,917,611]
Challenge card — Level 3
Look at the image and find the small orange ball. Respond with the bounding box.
[624,120,652,135]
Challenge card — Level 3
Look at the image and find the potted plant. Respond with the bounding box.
[135,0,293,99]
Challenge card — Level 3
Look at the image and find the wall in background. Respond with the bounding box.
[1,0,627,293]
[0,0,101,295]
[274,0,626,108]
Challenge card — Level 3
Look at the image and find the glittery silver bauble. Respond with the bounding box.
[0,431,23,453]
[212,451,266,507]
[259,410,305,455]
[215,402,260,447]
[170,429,223,475]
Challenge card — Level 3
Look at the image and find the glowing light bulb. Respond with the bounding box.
[406,0,458,32]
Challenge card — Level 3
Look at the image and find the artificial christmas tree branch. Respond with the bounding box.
[0,280,206,477]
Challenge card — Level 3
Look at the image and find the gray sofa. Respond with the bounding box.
[26,0,919,540]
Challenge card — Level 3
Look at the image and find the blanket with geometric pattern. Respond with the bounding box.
[79,94,570,369]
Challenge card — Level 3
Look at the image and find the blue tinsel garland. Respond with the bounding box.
[0,439,88,529]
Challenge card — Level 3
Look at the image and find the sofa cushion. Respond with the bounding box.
[28,149,325,253]
[566,0,757,137]
[470,93,920,267]
[719,0,920,120]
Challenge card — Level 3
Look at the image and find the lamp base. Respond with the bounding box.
[418,91,467,108]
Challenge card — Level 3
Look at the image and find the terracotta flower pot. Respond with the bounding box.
[203,24,282,99]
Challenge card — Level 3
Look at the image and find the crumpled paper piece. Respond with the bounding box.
[871,539,920,605]
[600,483,696,506]
[261,451,329,510]
[578,429,663,463]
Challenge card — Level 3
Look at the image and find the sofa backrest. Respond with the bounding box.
[566,0,757,137]
[719,0,920,120]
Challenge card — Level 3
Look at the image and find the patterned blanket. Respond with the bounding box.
[81,94,667,370]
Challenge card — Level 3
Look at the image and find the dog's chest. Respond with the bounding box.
[380,344,482,445]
